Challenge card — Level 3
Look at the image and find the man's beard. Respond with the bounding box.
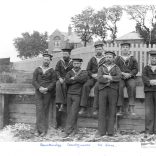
[43,62,49,67]
[74,67,80,71]
[106,60,112,64]
[63,57,70,61]
[97,52,102,56]
[151,62,156,65]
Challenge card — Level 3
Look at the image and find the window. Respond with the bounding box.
[54,36,61,48]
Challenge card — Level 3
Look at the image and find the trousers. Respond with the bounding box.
[117,78,136,106]
[98,87,118,135]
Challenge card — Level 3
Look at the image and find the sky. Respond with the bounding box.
[0,0,155,62]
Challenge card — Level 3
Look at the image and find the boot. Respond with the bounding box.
[59,104,66,112]
[78,107,86,115]
[92,110,98,116]
[116,106,123,116]
[129,105,135,116]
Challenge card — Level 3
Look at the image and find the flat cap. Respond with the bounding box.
[42,53,53,60]
[147,50,156,56]
[72,58,83,62]
[105,51,116,56]
[120,42,131,47]
[94,40,104,47]
[61,42,72,52]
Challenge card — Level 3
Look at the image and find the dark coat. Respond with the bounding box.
[87,56,105,78]
[142,65,156,92]
[32,67,57,92]
[55,59,73,79]
[115,56,138,78]
[65,69,88,95]
[98,63,121,91]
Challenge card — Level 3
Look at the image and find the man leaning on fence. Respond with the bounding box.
[142,50,156,135]
[115,42,138,115]
[78,40,105,116]
[32,52,57,137]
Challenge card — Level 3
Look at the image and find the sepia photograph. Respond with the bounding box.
[0,0,156,155]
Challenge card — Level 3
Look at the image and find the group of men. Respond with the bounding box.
[32,40,156,138]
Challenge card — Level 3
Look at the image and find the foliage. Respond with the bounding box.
[124,5,156,44]
[13,31,48,59]
[71,6,123,44]
[105,5,123,43]
[71,7,95,46]
[92,9,107,42]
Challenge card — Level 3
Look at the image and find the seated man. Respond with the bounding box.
[115,42,138,115]
[142,50,156,135]
[97,51,121,137]
[55,43,73,128]
[62,58,88,137]
[78,40,105,115]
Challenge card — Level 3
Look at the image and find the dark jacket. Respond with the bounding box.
[65,69,88,95]
[32,67,57,92]
[98,64,121,91]
[55,59,73,79]
[87,56,105,78]
[142,65,156,92]
[115,56,138,78]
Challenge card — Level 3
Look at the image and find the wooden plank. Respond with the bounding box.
[78,117,98,128]
[119,125,145,132]
[9,113,36,124]
[9,104,36,114]
[0,83,35,95]
[0,94,4,129]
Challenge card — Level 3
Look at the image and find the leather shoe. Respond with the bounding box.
[59,104,66,112]
[40,132,47,137]
[93,110,98,116]
[78,107,86,115]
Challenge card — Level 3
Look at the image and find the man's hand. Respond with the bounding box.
[70,77,75,80]
[59,78,64,84]
[91,73,98,79]
[150,80,156,86]
[103,75,112,80]
[122,72,131,79]
[39,87,48,94]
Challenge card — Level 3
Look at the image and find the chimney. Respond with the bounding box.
[68,24,72,36]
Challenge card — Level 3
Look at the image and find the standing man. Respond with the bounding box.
[62,58,88,137]
[97,51,121,137]
[115,43,138,115]
[32,53,57,137]
[55,44,73,112]
[142,50,156,135]
[79,40,105,115]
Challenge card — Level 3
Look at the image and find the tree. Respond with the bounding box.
[125,5,156,44]
[14,31,48,59]
[71,7,94,47]
[105,6,123,43]
[92,9,108,43]
[92,6,123,43]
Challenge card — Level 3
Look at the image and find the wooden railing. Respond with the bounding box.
[71,43,156,76]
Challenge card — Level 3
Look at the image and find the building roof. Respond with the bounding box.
[116,31,143,41]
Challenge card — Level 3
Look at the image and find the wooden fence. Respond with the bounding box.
[71,43,156,75]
